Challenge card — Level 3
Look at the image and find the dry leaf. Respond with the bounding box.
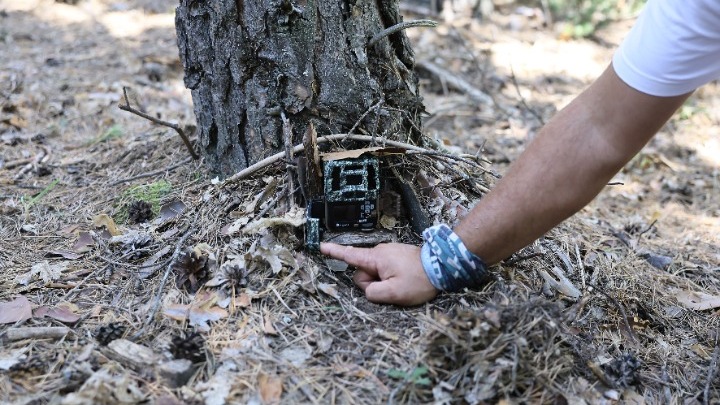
[263,316,278,336]
[92,214,121,236]
[45,250,82,260]
[34,304,80,324]
[158,199,187,222]
[243,205,305,234]
[197,362,236,405]
[379,214,397,230]
[16,260,68,285]
[258,373,283,404]
[0,296,33,324]
[163,304,190,322]
[320,146,406,161]
[163,291,228,332]
[189,306,228,332]
[220,216,251,236]
[0,348,27,371]
[237,293,251,308]
[675,289,720,311]
[72,231,95,253]
[139,245,172,279]
[318,283,339,299]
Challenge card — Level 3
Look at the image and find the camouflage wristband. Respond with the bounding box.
[420,224,488,292]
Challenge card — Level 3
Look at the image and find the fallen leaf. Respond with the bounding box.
[139,245,172,279]
[163,304,190,322]
[188,306,228,332]
[197,361,236,405]
[220,216,251,236]
[248,240,298,274]
[15,261,68,285]
[675,289,720,311]
[92,214,121,236]
[0,348,27,371]
[0,296,33,324]
[45,250,82,260]
[163,293,228,332]
[72,231,95,253]
[237,293,251,308]
[158,199,187,222]
[318,283,339,299]
[279,346,311,367]
[243,206,305,234]
[258,373,283,404]
[640,252,673,270]
[320,146,406,161]
[263,316,278,336]
[34,304,80,324]
[379,214,397,230]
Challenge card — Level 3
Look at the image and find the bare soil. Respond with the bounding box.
[1,1,719,404]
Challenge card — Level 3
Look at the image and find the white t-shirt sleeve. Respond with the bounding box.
[612,0,720,97]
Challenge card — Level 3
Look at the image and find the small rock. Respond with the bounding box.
[106,339,159,369]
[158,359,196,388]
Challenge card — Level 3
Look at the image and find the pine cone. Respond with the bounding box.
[170,332,206,363]
[127,200,154,224]
[223,262,247,288]
[94,322,127,345]
[174,246,213,292]
[8,355,46,379]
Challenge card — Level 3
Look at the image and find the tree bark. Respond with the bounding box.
[176,0,426,175]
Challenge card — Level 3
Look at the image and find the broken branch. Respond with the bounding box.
[119,87,199,160]
[369,19,438,46]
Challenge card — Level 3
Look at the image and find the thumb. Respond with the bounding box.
[364,278,403,305]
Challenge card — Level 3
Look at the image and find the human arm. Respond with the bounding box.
[322,64,690,305]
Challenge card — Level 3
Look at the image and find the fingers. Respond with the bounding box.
[352,269,375,292]
[320,243,378,273]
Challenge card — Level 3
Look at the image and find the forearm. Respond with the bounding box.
[455,65,690,264]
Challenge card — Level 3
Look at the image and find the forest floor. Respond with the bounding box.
[1,0,719,404]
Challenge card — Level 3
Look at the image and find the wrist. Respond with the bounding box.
[420,224,489,292]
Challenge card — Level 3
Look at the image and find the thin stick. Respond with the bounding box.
[509,66,545,125]
[416,60,493,105]
[142,219,197,330]
[347,100,384,140]
[368,19,438,46]
[119,87,199,160]
[4,327,70,342]
[281,112,296,208]
[223,134,429,184]
[110,157,193,186]
[703,340,719,405]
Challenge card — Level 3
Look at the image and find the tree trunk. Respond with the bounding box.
[176,0,425,175]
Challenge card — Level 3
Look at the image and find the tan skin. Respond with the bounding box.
[321,65,691,306]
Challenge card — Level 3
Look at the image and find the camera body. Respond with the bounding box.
[306,156,380,250]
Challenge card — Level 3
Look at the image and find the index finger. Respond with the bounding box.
[320,243,378,273]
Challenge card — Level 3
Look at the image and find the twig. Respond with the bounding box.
[4,326,70,342]
[140,219,197,333]
[281,112,296,208]
[119,87,199,160]
[504,252,545,266]
[110,157,193,186]
[509,66,545,125]
[416,60,493,105]
[596,287,639,344]
[703,340,719,405]
[368,19,438,46]
[347,100,384,140]
[223,134,429,184]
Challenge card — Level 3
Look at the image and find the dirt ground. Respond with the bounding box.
[1,0,719,404]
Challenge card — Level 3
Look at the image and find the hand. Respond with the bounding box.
[320,242,438,306]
